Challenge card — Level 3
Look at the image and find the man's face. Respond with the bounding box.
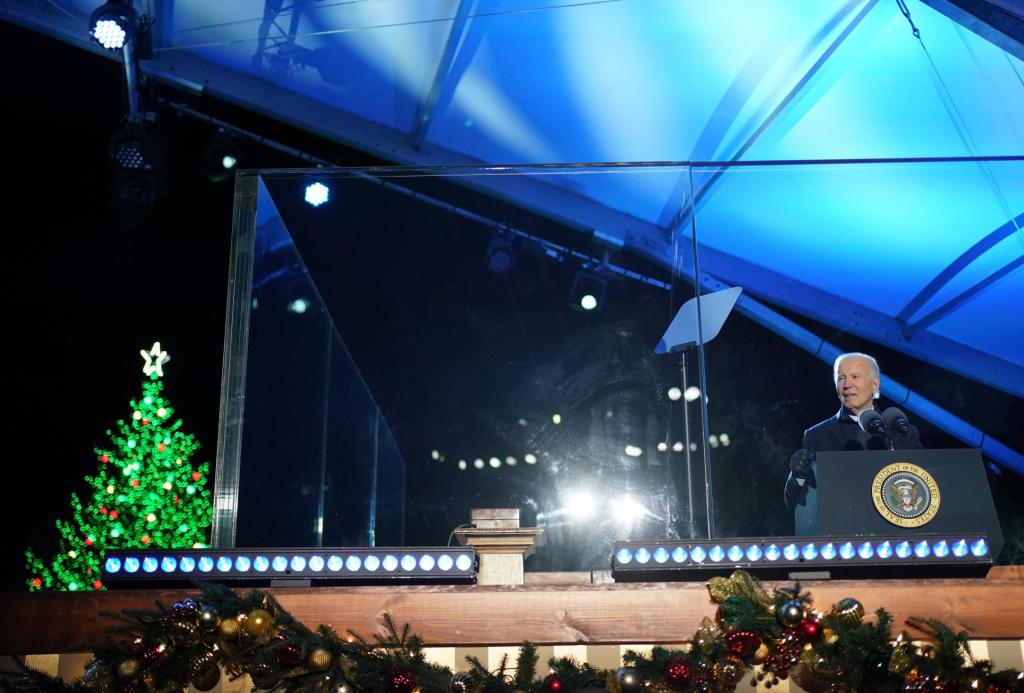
[835,357,879,415]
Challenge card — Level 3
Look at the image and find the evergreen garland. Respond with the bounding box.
[2,571,1022,692]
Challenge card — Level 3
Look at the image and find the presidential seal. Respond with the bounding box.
[871,463,940,527]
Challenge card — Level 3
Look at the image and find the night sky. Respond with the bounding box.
[4,18,1023,589]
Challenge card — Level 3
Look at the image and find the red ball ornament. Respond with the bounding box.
[109,510,119,519]
[664,656,693,689]
[173,496,180,504]
[385,667,416,693]
[141,535,151,544]
[192,471,202,482]
[100,454,110,463]
[142,419,150,425]
[31,577,42,588]
[131,479,140,487]
[93,580,103,589]
[158,443,166,452]
[85,537,94,546]
[99,507,108,515]
[276,644,303,667]
[800,616,822,641]
[725,629,762,658]
[542,673,564,692]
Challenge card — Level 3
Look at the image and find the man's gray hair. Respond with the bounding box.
[833,352,881,400]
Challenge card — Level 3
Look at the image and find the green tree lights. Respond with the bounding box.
[25,343,212,591]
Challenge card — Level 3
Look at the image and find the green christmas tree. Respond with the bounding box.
[26,342,212,591]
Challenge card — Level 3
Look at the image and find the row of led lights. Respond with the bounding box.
[431,450,540,470]
[105,552,473,575]
[615,538,989,566]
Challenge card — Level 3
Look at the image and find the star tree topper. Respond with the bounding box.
[140,342,171,377]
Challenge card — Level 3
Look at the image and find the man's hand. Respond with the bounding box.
[789,449,812,480]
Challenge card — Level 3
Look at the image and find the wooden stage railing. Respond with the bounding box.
[3,566,1024,655]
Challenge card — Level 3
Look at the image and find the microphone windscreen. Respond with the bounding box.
[858,409,886,435]
[883,407,910,433]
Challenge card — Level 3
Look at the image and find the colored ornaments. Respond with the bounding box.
[779,598,806,626]
[664,656,693,689]
[308,648,333,672]
[834,597,865,625]
[725,629,762,659]
[542,673,564,692]
[244,608,273,637]
[617,667,642,692]
[386,666,416,693]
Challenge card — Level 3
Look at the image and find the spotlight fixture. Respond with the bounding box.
[486,235,517,274]
[612,534,993,581]
[109,123,157,227]
[305,181,330,207]
[570,270,608,312]
[102,547,477,586]
[200,128,246,183]
[89,0,138,50]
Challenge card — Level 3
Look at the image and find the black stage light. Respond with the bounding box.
[200,128,246,183]
[89,0,138,51]
[611,534,993,581]
[486,236,517,274]
[102,547,478,587]
[569,270,608,312]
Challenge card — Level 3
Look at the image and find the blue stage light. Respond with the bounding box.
[383,555,399,571]
[456,554,474,571]
[235,556,252,572]
[180,556,196,572]
[419,555,435,571]
[254,556,270,572]
[272,556,288,571]
[690,546,707,562]
[364,555,380,571]
[401,555,417,571]
[346,555,363,572]
[820,543,836,560]
[746,545,763,561]
[290,556,307,571]
[635,547,652,564]
[839,542,855,559]
[198,556,214,572]
[615,548,633,564]
[857,542,873,559]
[952,540,969,557]
[672,547,688,562]
[896,541,912,559]
[308,556,324,572]
[105,557,122,573]
[438,554,454,570]
[971,538,989,557]
[933,540,949,558]
[327,555,343,571]
[161,556,177,573]
[783,544,799,561]
[654,547,670,563]
[709,546,725,562]
[727,545,743,562]
[125,557,140,573]
[914,540,931,558]
[802,543,818,560]
[216,556,233,572]
[142,557,158,573]
[764,544,781,561]
[305,182,330,207]
[875,541,892,559]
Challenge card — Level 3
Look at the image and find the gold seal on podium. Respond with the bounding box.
[871,462,940,528]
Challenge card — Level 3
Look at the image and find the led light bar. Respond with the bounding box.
[611,534,992,581]
[102,547,477,587]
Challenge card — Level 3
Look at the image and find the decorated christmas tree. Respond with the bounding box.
[25,342,212,591]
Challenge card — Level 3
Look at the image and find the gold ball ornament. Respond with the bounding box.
[191,665,221,692]
[753,643,770,663]
[833,598,865,626]
[244,608,273,637]
[117,658,141,680]
[218,617,241,640]
[308,648,334,672]
[198,605,220,630]
[719,655,746,685]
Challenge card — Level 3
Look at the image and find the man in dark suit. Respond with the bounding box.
[784,352,921,533]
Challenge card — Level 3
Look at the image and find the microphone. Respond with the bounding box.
[883,407,911,436]
[858,409,887,437]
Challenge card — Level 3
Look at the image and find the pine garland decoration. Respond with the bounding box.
[2,571,1023,692]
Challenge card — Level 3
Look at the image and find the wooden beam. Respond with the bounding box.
[3,567,1024,655]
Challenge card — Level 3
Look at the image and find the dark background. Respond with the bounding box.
[4,18,1022,588]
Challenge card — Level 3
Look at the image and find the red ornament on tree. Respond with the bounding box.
[141,535,151,544]
[31,578,41,588]
[92,580,103,589]
[100,454,110,463]
[385,667,415,693]
[109,510,119,519]
[99,507,108,515]
[664,656,693,689]
[131,479,140,487]
[276,644,303,667]
[158,443,166,452]
[84,537,93,546]
[800,616,822,641]
[542,673,564,692]
[725,629,762,658]
[192,471,201,482]
[142,419,150,425]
